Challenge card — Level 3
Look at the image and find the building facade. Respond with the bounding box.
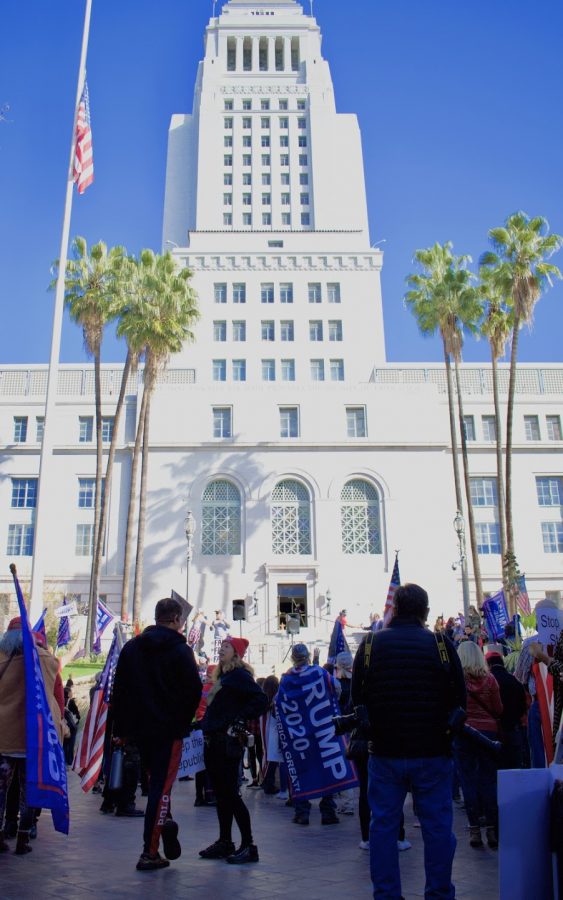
[1,0,562,665]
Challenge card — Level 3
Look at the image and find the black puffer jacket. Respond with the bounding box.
[351,616,466,758]
[201,666,268,734]
[112,625,202,742]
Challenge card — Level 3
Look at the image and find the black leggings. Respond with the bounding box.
[205,738,253,847]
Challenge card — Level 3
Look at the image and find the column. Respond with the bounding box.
[284,36,292,72]
[252,35,259,71]
[236,35,243,72]
[268,36,275,71]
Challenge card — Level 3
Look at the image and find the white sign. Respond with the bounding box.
[536,607,563,648]
[54,601,78,618]
[176,729,205,779]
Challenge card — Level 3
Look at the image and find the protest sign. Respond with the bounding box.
[275,665,358,801]
[176,729,205,779]
[54,601,78,618]
[536,607,563,648]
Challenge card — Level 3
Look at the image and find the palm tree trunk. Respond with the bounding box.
[91,351,133,624]
[85,348,103,652]
[121,379,149,621]
[453,359,484,607]
[504,317,521,615]
[132,388,152,628]
[443,341,464,512]
[491,350,508,591]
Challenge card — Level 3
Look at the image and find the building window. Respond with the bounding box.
[280,320,294,341]
[341,479,381,555]
[279,117,289,129]
[243,154,252,166]
[213,320,227,342]
[79,416,93,443]
[281,359,295,382]
[279,99,288,111]
[261,99,270,111]
[298,135,307,147]
[232,320,246,342]
[261,320,275,341]
[214,284,227,304]
[299,154,308,166]
[78,478,96,509]
[330,359,344,381]
[261,154,271,166]
[271,479,311,554]
[281,173,290,186]
[279,282,293,304]
[297,99,306,110]
[280,193,290,206]
[233,283,246,303]
[463,415,476,441]
[7,524,34,556]
[279,407,299,439]
[300,173,309,185]
[327,282,341,304]
[542,522,563,553]
[280,135,289,148]
[262,359,276,382]
[212,408,232,439]
[536,477,563,506]
[261,283,274,303]
[242,116,252,129]
[476,523,501,555]
[224,136,233,148]
[482,415,496,442]
[301,213,310,225]
[524,415,541,441]
[547,415,562,441]
[224,155,233,167]
[262,213,272,225]
[261,135,270,148]
[262,173,271,186]
[36,417,44,442]
[223,193,232,206]
[298,117,307,129]
[213,359,226,382]
[13,416,28,443]
[261,117,270,129]
[243,99,252,111]
[11,478,37,508]
[224,117,233,129]
[223,213,232,226]
[76,523,95,557]
[310,359,324,381]
[224,173,233,185]
[224,100,233,111]
[262,193,271,206]
[280,154,290,167]
[201,481,241,556]
[102,416,114,443]
[346,407,366,438]
[328,320,342,341]
[300,193,309,205]
[470,477,498,507]
[308,283,321,303]
[309,320,323,341]
[242,135,252,148]
[232,360,246,382]
[281,213,291,225]
[242,213,252,226]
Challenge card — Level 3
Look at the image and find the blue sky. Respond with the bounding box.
[1,0,562,365]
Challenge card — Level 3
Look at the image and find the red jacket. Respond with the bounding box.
[465,673,503,734]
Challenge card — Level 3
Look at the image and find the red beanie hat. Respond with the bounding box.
[7,617,21,631]
[226,636,249,659]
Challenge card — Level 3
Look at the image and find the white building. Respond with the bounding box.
[1,0,562,665]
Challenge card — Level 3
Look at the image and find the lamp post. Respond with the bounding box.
[325,588,332,617]
[184,511,196,607]
[453,511,470,620]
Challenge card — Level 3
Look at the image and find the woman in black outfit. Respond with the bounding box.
[199,637,267,864]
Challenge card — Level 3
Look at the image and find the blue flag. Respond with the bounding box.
[56,615,71,649]
[10,566,69,835]
[327,619,349,664]
[275,665,358,801]
[482,590,509,641]
[32,608,47,640]
[93,598,114,655]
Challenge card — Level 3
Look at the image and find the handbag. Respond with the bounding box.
[346,725,369,762]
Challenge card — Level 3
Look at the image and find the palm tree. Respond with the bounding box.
[479,266,512,586]
[405,242,484,610]
[119,250,199,627]
[480,212,562,610]
[58,237,125,649]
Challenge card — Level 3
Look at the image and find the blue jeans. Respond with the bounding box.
[453,731,498,828]
[528,699,546,768]
[368,755,456,900]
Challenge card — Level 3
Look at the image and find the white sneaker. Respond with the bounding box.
[359,840,370,850]
[276,790,288,800]
[397,840,412,851]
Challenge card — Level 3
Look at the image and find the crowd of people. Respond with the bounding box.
[0,588,561,899]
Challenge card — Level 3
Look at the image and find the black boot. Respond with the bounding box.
[15,831,32,855]
[226,844,259,864]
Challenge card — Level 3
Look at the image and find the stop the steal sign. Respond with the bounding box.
[536,607,563,648]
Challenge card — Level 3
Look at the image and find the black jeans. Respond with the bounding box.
[205,734,253,847]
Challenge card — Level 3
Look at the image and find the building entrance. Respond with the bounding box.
[277,583,307,630]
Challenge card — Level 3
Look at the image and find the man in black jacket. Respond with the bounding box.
[112,597,202,871]
[351,583,465,900]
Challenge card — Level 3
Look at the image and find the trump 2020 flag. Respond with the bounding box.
[92,597,114,655]
[327,618,349,665]
[482,590,509,641]
[9,565,69,835]
[56,614,71,649]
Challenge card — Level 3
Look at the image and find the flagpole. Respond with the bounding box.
[29,0,94,620]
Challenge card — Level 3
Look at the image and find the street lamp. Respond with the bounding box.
[452,511,470,620]
[325,588,332,617]
[185,511,196,606]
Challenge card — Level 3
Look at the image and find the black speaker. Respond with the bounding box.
[232,599,246,621]
[286,614,300,635]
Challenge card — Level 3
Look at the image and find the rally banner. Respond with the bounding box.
[93,598,114,654]
[482,590,509,641]
[10,565,69,834]
[176,729,205,780]
[275,665,358,801]
[54,600,78,618]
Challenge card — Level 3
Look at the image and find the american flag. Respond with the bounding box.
[74,630,120,792]
[73,80,94,194]
[383,554,401,626]
[515,575,532,617]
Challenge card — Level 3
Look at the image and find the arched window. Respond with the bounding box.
[271,479,311,555]
[201,480,241,556]
[340,479,381,555]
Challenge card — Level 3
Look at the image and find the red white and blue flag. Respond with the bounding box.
[74,630,120,792]
[93,597,114,655]
[73,80,94,194]
[10,565,69,834]
[515,575,532,617]
[383,553,401,626]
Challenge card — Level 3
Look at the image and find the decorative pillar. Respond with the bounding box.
[236,35,244,71]
[268,36,276,71]
[252,35,259,72]
[284,36,292,72]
